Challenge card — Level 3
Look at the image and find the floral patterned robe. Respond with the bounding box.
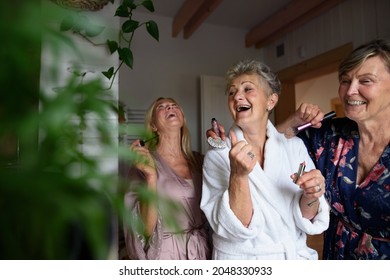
[299,117,390,259]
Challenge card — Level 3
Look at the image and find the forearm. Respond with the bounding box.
[299,195,319,220]
[139,175,158,237]
[228,174,253,227]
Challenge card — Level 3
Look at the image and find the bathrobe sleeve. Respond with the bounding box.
[201,145,261,241]
[287,137,330,235]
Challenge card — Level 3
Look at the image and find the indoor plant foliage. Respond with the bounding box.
[59,0,159,89]
[0,0,168,259]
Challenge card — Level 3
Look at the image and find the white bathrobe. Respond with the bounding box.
[200,121,329,260]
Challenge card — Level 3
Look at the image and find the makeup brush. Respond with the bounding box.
[140,135,159,146]
[285,111,336,138]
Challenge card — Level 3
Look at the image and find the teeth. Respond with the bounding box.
[237,105,250,112]
[347,100,366,105]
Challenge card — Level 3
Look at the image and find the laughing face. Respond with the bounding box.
[227,74,277,130]
[338,56,390,123]
[153,98,184,131]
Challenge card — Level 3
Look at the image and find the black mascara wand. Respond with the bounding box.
[140,135,159,146]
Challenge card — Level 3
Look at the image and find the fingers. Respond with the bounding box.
[218,123,226,141]
[230,131,237,146]
[130,140,155,169]
[293,169,325,197]
[229,131,256,175]
[296,103,324,127]
[206,120,226,140]
[206,128,217,138]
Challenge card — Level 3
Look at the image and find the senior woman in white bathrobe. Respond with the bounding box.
[201,59,329,260]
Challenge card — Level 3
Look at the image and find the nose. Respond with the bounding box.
[345,79,359,96]
[233,90,244,101]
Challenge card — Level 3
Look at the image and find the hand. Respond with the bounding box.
[277,103,325,138]
[206,121,226,141]
[292,168,325,201]
[130,140,157,181]
[294,103,324,129]
[229,131,257,177]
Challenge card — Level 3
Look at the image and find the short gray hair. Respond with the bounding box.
[225,59,281,96]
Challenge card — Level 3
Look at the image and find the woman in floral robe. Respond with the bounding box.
[277,39,390,259]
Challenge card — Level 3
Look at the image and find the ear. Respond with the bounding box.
[267,93,279,111]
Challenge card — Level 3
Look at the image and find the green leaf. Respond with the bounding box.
[60,15,74,32]
[122,20,139,33]
[73,15,88,33]
[122,0,136,9]
[118,48,133,68]
[115,5,130,17]
[102,67,114,79]
[106,40,118,54]
[142,0,155,12]
[146,20,159,41]
[85,23,105,37]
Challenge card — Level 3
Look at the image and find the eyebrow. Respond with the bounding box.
[240,80,256,85]
[343,72,377,78]
[357,73,377,78]
[229,80,256,88]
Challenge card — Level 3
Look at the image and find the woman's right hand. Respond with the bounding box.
[294,103,324,128]
[276,103,324,138]
[130,140,157,183]
[229,131,257,177]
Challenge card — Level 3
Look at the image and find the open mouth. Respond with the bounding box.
[166,112,177,119]
[236,104,251,112]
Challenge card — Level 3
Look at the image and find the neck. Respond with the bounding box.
[156,134,183,157]
[358,120,390,147]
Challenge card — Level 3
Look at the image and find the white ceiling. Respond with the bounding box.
[151,0,292,30]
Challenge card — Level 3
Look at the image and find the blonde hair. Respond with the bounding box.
[339,39,390,81]
[144,97,201,172]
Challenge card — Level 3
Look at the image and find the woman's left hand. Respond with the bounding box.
[292,168,325,219]
[292,169,325,200]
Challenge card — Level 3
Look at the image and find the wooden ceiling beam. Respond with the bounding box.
[246,0,344,48]
[183,0,224,39]
[245,0,326,48]
[172,0,206,38]
[254,0,345,49]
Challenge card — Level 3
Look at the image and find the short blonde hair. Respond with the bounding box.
[338,39,390,81]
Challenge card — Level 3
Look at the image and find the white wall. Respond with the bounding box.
[119,12,262,152]
[120,0,390,153]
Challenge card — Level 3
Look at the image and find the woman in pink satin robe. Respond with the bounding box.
[120,97,211,260]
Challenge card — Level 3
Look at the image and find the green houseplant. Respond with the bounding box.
[0,0,175,259]
[58,0,159,89]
